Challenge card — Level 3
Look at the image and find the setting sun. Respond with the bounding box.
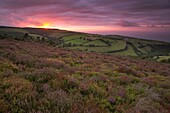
[40,23,50,28]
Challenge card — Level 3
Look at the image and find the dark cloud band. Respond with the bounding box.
[0,0,170,41]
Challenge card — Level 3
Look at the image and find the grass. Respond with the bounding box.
[83,40,108,46]
[156,56,170,62]
[29,33,46,39]
[0,32,24,37]
[62,34,87,41]
[132,42,152,54]
[138,46,152,54]
[102,38,117,43]
[70,40,126,52]
[128,38,166,45]
[106,35,124,40]
[110,40,127,51]
[0,28,29,33]
[48,31,74,38]
[112,44,138,56]
[65,38,88,45]
[0,26,169,61]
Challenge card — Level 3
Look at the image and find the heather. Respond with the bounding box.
[0,39,170,113]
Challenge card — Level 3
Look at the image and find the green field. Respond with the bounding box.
[127,38,165,45]
[138,46,152,54]
[0,28,28,33]
[0,32,24,37]
[70,40,127,52]
[48,31,74,38]
[131,42,152,54]
[109,40,127,51]
[156,56,170,62]
[113,44,137,56]
[65,38,88,45]
[102,38,117,43]
[83,40,108,46]
[62,34,87,41]
[29,33,44,38]
[0,26,170,62]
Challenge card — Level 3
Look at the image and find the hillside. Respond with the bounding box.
[0,38,170,113]
[0,26,170,62]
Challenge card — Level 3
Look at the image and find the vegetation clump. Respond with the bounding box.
[0,37,170,112]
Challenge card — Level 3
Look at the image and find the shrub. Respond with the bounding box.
[0,60,18,72]
[61,76,79,93]
[45,89,72,113]
[0,99,9,112]
[142,77,156,86]
[117,65,144,77]
[2,76,37,112]
[35,58,65,69]
[125,86,138,105]
[25,67,56,83]
[2,69,15,77]
[70,99,108,113]
[1,39,170,112]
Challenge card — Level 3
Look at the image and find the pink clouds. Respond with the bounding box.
[0,0,170,41]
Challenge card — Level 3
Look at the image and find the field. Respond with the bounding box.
[83,40,108,46]
[0,26,170,62]
[65,38,88,45]
[113,44,137,56]
[62,34,87,41]
[154,56,170,62]
[70,40,126,53]
[0,39,170,113]
[0,28,28,33]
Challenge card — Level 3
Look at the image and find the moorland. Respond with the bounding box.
[0,26,170,113]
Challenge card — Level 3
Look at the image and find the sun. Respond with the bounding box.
[40,23,50,28]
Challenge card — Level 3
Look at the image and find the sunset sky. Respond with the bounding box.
[0,0,170,41]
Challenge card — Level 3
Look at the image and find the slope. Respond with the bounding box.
[0,38,170,113]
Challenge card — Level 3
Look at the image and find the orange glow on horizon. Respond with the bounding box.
[55,25,141,33]
[24,22,150,33]
[39,23,50,28]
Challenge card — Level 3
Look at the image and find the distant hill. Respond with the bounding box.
[0,26,170,62]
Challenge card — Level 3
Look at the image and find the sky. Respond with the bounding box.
[0,0,170,41]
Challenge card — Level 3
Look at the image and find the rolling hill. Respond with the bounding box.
[0,38,170,113]
[0,26,170,63]
[0,26,170,112]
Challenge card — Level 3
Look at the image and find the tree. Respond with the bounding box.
[24,33,29,38]
[42,37,45,42]
[108,43,112,47]
[0,34,3,39]
[36,37,40,41]
[89,44,95,47]
[85,49,88,51]
[3,33,7,38]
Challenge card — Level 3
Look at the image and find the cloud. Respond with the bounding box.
[116,20,139,27]
[0,0,170,28]
[0,0,80,9]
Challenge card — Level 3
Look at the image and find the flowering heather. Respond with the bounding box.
[0,39,170,113]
